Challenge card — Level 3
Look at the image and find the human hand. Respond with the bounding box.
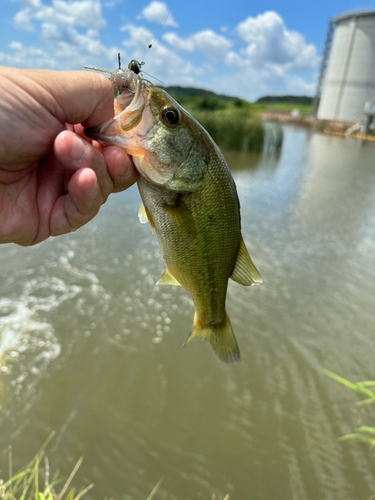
[0,66,138,246]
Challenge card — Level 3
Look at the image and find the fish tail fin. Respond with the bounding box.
[187,314,241,364]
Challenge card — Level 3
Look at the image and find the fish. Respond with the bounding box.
[85,72,262,363]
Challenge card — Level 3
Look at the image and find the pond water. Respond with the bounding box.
[1,125,375,500]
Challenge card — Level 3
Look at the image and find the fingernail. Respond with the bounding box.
[70,135,87,161]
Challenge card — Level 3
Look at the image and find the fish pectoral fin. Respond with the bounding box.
[230,237,263,286]
[138,203,155,233]
[157,268,182,287]
[164,200,196,236]
[138,204,148,224]
[186,313,241,364]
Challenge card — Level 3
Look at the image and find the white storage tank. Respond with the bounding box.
[317,11,375,122]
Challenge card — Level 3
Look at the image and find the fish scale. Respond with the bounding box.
[138,147,239,324]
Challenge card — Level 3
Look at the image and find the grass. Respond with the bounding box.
[0,434,162,500]
[0,434,93,500]
[0,437,229,500]
[192,109,266,152]
[324,370,375,445]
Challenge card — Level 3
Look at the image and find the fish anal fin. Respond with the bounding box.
[138,203,155,233]
[186,314,241,364]
[230,237,262,286]
[164,200,196,236]
[157,268,182,287]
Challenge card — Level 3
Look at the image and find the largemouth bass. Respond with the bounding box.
[85,72,262,363]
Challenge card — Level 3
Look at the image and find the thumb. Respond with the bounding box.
[15,68,115,127]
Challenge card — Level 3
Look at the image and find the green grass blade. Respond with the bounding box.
[35,457,40,500]
[19,454,42,500]
[324,370,375,400]
[1,436,93,500]
[323,370,359,390]
[146,478,163,500]
[66,488,75,500]
[356,426,375,435]
[340,434,375,444]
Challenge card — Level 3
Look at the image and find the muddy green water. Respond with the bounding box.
[1,126,375,500]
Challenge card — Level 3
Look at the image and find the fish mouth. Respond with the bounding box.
[84,76,146,142]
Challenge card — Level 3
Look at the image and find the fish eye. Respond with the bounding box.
[161,107,180,126]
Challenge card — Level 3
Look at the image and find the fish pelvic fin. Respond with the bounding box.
[187,314,241,364]
[157,268,182,287]
[230,237,262,286]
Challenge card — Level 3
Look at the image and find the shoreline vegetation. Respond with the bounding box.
[0,434,94,500]
[0,435,229,500]
[0,433,162,500]
[164,87,282,153]
[164,87,375,148]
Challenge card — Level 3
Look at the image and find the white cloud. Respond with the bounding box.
[237,11,319,69]
[9,41,24,51]
[121,24,154,48]
[103,0,123,7]
[0,41,54,68]
[162,32,192,51]
[225,50,242,67]
[120,24,199,86]
[209,63,315,102]
[11,0,117,69]
[4,3,318,100]
[139,1,178,27]
[163,30,232,62]
[13,0,42,31]
[14,0,105,32]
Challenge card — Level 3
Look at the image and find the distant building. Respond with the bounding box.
[315,10,375,122]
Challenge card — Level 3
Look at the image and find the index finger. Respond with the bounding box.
[4,68,115,128]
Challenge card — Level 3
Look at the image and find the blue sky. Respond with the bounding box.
[1,0,375,101]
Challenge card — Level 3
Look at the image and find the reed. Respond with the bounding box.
[191,109,266,153]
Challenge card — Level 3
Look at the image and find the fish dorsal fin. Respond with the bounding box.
[157,268,182,286]
[230,237,263,286]
[138,203,155,233]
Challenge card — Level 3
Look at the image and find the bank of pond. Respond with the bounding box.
[165,88,283,153]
